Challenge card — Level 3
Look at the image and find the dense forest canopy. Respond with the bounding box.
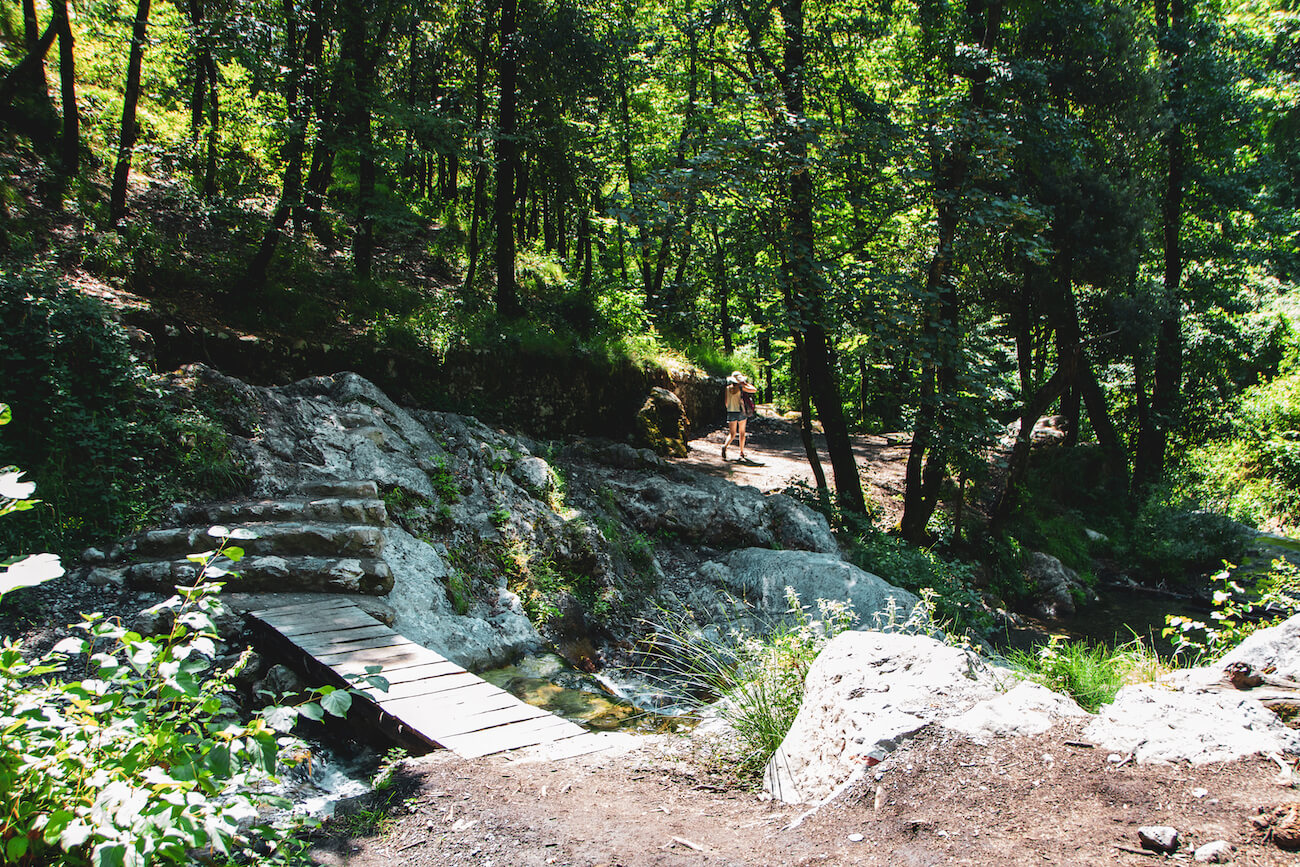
[1,0,1299,567]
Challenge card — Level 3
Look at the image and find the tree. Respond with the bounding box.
[109,0,153,225]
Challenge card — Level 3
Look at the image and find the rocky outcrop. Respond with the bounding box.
[694,549,919,626]
[608,474,837,554]
[763,631,1048,804]
[1084,683,1300,764]
[634,387,690,458]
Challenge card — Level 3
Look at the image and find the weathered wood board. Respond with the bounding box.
[248,601,605,760]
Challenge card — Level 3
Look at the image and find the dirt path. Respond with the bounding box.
[310,723,1299,866]
[677,409,911,528]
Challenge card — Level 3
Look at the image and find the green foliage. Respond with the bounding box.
[1008,635,1162,713]
[1163,559,1300,662]
[429,455,461,504]
[642,589,857,777]
[0,529,379,866]
[1183,370,1300,533]
[844,520,993,636]
[445,571,472,616]
[0,272,247,557]
[489,503,511,527]
[1130,498,1251,583]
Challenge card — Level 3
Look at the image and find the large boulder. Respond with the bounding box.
[1023,551,1093,619]
[1085,684,1300,763]
[1219,611,1300,679]
[697,548,920,626]
[764,631,1009,804]
[634,387,690,458]
[610,474,837,554]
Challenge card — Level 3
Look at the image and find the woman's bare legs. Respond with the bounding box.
[723,420,740,459]
[737,418,748,459]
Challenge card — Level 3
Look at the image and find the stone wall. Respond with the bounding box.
[135,310,725,441]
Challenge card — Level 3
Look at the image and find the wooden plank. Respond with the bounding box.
[366,672,503,703]
[293,632,408,656]
[249,599,356,619]
[270,611,382,636]
[289,623,395,646]
[313,642,444,670]
[527,733,609,761]
[251,605,364,628]
[440,716,587,758]
[348,659,464,685]
[374,679,505,709]
[382,696,551,738]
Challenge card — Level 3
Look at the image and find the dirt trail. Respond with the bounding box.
[678,409,911,528]
[310,723,1299,866]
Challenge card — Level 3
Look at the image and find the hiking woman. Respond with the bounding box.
[722,371,757,462]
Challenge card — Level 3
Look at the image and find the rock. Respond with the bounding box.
[1085,684,1300,763]
[259,664,306,699]
[511,456,557,499]
[1193,840,1234,863]
[634,387,690,457]
[944,681,1087,741]
[1023,552,1092,619]
[611,475,837,554]
[764,631,1004,804]
[1218,612,1300,680]
[1138,825,1179,853]
[1268,802,1300,850]
[700,548,919,627]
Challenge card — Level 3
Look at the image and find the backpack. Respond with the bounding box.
[741,391,756,417]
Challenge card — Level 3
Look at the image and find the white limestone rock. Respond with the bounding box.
[944,680,1087,741]
[763,631,1002,804]
[1218,612,1300,679]
[1085,683,1300,764]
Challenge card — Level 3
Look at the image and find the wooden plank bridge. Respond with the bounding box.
[249,599,605,760]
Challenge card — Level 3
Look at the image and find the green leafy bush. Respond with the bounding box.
[1130,499,1251,583]
[1184,370,1300,532]
[1164,559,1300,663]
[0,269,247,557]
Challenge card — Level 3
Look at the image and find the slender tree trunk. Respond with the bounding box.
[712,223,732,355]
[247,0,309,293]
[792,329,830,498]
[0,13,57,116]
[494,0,522,316]
[55,0,77,174]
[110,0,152,225]
[900,0,1000,543]
[463,26,491,291]
[1136,0,1187,494]
[775,0,865,514]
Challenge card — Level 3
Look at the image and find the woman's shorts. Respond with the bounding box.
[726,411,746,422]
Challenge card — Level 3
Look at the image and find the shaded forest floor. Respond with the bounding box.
[309,722,1300,867]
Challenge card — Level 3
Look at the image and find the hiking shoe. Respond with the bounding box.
[722,445,728,460]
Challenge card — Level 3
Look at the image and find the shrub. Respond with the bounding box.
[640,589,857,777]
[1164,559,1300,663]
[0,270,247,557]
[1130,498,1251,583]
[0,515,379,865]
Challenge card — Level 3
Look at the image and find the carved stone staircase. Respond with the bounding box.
[100,480,395,596]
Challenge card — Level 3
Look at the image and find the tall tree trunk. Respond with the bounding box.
[110,0,152,225]
[55,0,77,174]
[339,0,376,279]
[774,0,866,514]
[791,330,830,498]
[900,0,1000,543]
[1136,0,1187,494]
[494,0,522,316]
[712,223,732,355]
[0,13,57,118]
[247,0,309,293]
[462,25,491,291]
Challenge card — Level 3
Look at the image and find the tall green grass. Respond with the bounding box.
[1007,635,1164,712]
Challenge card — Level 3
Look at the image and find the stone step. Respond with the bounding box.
[294,480,380,499]
[167,497,389,528]
[116,523,385,561]
[126,555,394,596]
